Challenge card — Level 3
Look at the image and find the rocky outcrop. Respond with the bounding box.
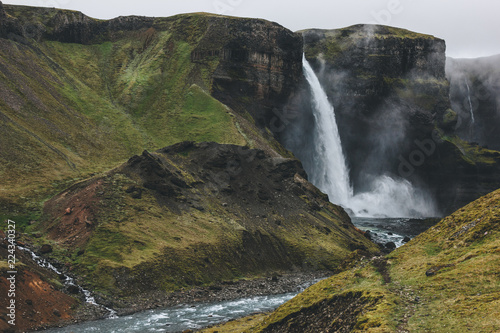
[446,55,500,150]
[197,18,303,129]
[1,3,153,43]
[39,142,378,305]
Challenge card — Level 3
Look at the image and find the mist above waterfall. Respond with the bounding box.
[283,56,438,218]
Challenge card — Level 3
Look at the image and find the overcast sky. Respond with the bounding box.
[3,0,499,58]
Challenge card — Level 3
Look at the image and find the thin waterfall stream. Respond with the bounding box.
[465,78,475,123]
[17,245,118,319]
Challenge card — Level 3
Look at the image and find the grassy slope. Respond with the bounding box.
[204,188,500,332]
[0,13,274,216]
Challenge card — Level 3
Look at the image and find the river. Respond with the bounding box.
[43,282,315,333]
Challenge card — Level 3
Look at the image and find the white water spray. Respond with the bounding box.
[302,56,437,218]
[465,78,475,123]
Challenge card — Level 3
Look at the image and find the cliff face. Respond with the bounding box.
[197,18,303,129]
[446,55,500,150]
[283,24,500,214]
[0,3,153,43]
[0,4,302,214]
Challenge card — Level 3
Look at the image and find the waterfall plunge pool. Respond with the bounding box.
[352,217,439,248]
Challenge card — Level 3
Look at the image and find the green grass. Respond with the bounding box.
[442,135,500,165]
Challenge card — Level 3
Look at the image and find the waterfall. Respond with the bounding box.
[302,55,352,206]
[465,78,475,123]
[302,56,437,218]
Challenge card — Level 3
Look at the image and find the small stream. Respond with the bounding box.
[18,246,118,318]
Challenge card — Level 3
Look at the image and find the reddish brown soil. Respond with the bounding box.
[0,269,78,332]
[0,230,78,332]
[42,179,103,248]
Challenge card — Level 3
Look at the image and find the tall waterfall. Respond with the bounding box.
[465,78,475,123]
[302,56,352,206]
[302,56,437,218]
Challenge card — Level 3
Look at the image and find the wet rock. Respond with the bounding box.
[67,285,80,294]
[40,244,53,254]
[403,236,411,243]
[384,242,396,250]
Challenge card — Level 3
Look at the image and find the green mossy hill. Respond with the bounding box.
[36,142,378,304]
[0,5,301,216]
[204,188,500,333]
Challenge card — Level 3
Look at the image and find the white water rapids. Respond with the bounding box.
[302,56,437,218]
